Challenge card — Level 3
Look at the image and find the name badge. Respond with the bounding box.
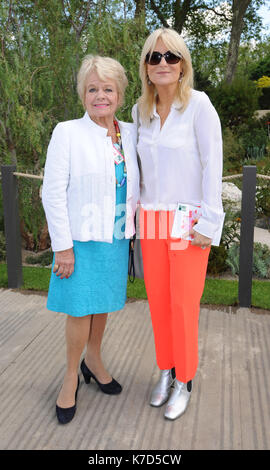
[112,144,124,165]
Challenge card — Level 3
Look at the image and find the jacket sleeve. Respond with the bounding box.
[193,92,225,242]
[42,123,73,252]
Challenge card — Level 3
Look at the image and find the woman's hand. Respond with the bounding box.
[189,228,212,250]
[53,248,75,279]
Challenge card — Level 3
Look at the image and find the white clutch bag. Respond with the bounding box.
[171,203,224,247]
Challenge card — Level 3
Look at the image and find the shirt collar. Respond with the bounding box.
[151,99,182,119]
[82,111,109,136]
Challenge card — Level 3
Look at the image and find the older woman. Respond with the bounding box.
[42,55,139,424]
[133,28,224,421]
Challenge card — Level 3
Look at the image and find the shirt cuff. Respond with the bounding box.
[51,240,74,252]
[193,218,217,240]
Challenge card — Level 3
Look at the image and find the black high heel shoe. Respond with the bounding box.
[80,359,122,395]
[56,375,80,424]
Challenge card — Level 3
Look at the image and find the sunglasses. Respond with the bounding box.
[145,50,182,65]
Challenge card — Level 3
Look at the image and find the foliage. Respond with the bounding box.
[18,178,49,250]
[0,232,6,262]
[256,180,270,228]
[222,127,246,173]
[255,76,270,88]
[207,245,228,275]
[226,243,240,276]
[226,242,270,279]
[239,39,270,108]
[25,249,53,266]
[207,208,242,275]
[0,0,269,257]
[0,4,148,249]
[254,75,270,109]
[220,210,241,249]
[237,118,268,162]
[80,15,148,122]
[210,76,261,129]
[0,187,4,232]
[258,88,270,109]
[0,186,6,262]
[249,55,270,81]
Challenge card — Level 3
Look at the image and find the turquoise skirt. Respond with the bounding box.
[46,161,130,317]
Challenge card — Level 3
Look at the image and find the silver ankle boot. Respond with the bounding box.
[164,380,192,420]
[150,368,175,407]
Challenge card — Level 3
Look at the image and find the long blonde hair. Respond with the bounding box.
[138,28,194,123]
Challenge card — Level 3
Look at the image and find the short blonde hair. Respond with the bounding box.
[138,28,194,123]
[77,55,128,108]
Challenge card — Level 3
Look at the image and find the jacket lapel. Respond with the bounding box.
[118,122,131,156]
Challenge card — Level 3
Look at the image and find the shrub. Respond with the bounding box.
[207,245,228,275]
[222,117,268,174]
[0,232,6,262]
[259,88,270,109]
[210,77,261,129]
[0,187,4,232]
[25,249,53,266]
[237,119,268,161]
[207,210,241,275]
[222,127,246,173]
[226,242,270,278]
[18,178,50,251]
[254,76,270,109]
[256,182,270,227]
[220,209,241,249]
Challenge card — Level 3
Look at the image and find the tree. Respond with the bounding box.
[60,0,93,42]
[225,0,254,83]
[146,0,266,82]
[135,0,145,18]
[0,0,268,250]
[148,0,193,33]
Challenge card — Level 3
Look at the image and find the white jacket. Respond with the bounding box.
[42,112,140,251]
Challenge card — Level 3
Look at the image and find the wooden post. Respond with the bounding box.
[1,165,23,288]
[238,166,257,307]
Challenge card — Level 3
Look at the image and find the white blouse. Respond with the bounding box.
[132,90,225,244]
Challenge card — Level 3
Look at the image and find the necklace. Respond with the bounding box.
[113,120,127,187]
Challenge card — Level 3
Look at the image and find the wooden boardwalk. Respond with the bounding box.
[0,288,269,450]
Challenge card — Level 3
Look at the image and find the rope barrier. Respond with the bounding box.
[222,174,243,180]
[222,174,270,181]
[256,174,270,181]
[13,172,43,180]
[1,170,270,182]
[10,172,270,181]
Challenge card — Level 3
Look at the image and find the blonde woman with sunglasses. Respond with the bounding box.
[133,28,224,421]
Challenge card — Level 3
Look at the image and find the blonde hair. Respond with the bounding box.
[138,28,194,123]
[77,55,128,108]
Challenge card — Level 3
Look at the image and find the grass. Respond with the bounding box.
[1,263,270,310]
[0,263,51,292]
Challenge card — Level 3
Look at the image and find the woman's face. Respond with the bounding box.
[146,38,182,88]
[84,71,119,121]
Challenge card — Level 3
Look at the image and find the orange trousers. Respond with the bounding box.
[140,209,210,383]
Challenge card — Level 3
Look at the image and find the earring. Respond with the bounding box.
[179,72,184,83]
[147,75,152,85]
